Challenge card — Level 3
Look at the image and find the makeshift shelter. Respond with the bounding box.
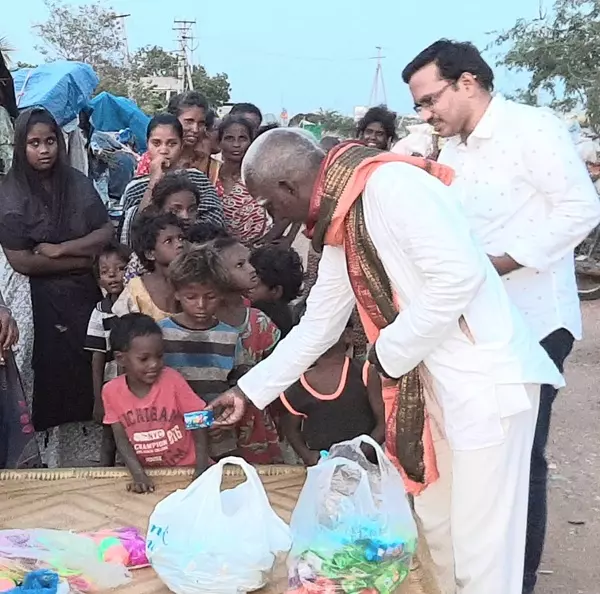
[13,61,98,126]
[88,92,150,152]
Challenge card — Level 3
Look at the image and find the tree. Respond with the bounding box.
[129,45,231,108]
[316,109,356,137]
[490,0,600,132]
[34,1,231,112]
[0,37,14,66]
[35,0,126,78]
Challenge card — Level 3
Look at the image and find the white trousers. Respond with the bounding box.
[414,385,540,594]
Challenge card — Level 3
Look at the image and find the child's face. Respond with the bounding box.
[119,333,164,387]
[148,224,186,268]
[97,252,127,296]
[175,282,222,327]
[249,279,281,304]
[220,243,258,292]
[162,190,198,229]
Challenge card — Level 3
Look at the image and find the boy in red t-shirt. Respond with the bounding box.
[102,313,209,493]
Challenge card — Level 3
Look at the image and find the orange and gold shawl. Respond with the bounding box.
[306,141,454,494]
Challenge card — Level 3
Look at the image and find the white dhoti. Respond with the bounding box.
[415,385,540,594]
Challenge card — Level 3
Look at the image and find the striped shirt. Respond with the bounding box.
[84,296,119,382]
[158,317,242,403]
[118,168,224,246]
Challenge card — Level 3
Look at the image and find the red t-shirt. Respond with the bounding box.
[102,367,206,468]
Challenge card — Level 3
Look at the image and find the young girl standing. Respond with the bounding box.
[212,236,283,464]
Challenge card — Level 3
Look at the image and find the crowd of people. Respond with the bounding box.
[0,38,598,594]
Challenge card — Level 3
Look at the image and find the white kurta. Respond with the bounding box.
[238,161,564,593]
[439,95,600,341]
[239,161,562,449]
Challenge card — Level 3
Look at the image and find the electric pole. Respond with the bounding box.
[173,19,196,93]
[368,46,387,106]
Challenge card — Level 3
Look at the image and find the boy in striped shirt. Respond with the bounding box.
[158,244,247,459]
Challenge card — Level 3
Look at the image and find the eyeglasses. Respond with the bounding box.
[413,82,454,114]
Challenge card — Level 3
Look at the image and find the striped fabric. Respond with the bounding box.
[118,168,224,246]
[84,296,119,382]
[157,317,241,403]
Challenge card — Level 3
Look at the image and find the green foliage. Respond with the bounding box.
[316,109,356,138]
[490,0,600,131]
[33,0,231,113]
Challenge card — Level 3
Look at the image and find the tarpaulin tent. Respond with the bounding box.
[89,92,150,152]
[13,61,98,126]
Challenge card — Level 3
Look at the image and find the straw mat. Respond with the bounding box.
[0,467,439,594]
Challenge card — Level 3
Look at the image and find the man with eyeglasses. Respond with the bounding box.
[403,39,600,594]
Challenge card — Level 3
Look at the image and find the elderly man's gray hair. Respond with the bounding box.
[242,128,325,186]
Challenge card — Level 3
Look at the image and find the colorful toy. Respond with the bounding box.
[0,528,133,592]
[82,528,148,568]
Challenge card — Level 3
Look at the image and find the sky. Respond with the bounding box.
[5,0,545,119]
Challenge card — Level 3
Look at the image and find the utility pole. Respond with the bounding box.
[368,46,387,106]
[112,13,131,67]
[173,19,196,93]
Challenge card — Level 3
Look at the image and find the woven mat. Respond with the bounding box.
[0,467,439,594]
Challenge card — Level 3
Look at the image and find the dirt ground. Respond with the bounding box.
[539,301,600,593]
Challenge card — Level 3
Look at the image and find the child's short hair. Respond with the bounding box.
[187,222,231,244]
[132,212,183,271]
[92,240,132,279]
[250,245,304,303]
[169,244,231,291]
[111,313,162,353]
[151,172,200,211]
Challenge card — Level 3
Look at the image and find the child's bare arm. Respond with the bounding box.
[367,365,386,445]
[111,423,154,493]
[281,412,319,466]
[192,428,210,479]
[91,351,106,424]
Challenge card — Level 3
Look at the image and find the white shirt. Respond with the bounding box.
[439,96,600,341]
[239,162,564,451]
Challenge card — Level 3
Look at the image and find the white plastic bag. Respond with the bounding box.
[147,457,292,594]
[287,436,417,594]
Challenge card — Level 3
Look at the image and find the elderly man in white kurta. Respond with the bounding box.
[207,128,563,594]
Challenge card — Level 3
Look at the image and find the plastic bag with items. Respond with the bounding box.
[147,457,292,594]
[287,435,418,594]
[0,528,131,592]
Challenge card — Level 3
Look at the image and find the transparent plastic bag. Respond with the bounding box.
[0,528,131,592]
[287,436,418,594]
[147,457,292,594]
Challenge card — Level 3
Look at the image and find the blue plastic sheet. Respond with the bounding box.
[13,61,99,126]
[89,92,150,152]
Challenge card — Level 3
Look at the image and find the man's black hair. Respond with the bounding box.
[131,211,183,271]
[92,240,132,279]
[402,39,494,91]
[230,102,263,125]
[356,105,398,142]
[111,313,162,353]
[250,245,304,303]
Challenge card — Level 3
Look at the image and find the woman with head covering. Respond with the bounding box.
[0,108,113,467]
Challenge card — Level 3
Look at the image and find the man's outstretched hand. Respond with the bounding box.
[206,387,249,427]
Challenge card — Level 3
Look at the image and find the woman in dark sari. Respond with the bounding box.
[0,108,113,467]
